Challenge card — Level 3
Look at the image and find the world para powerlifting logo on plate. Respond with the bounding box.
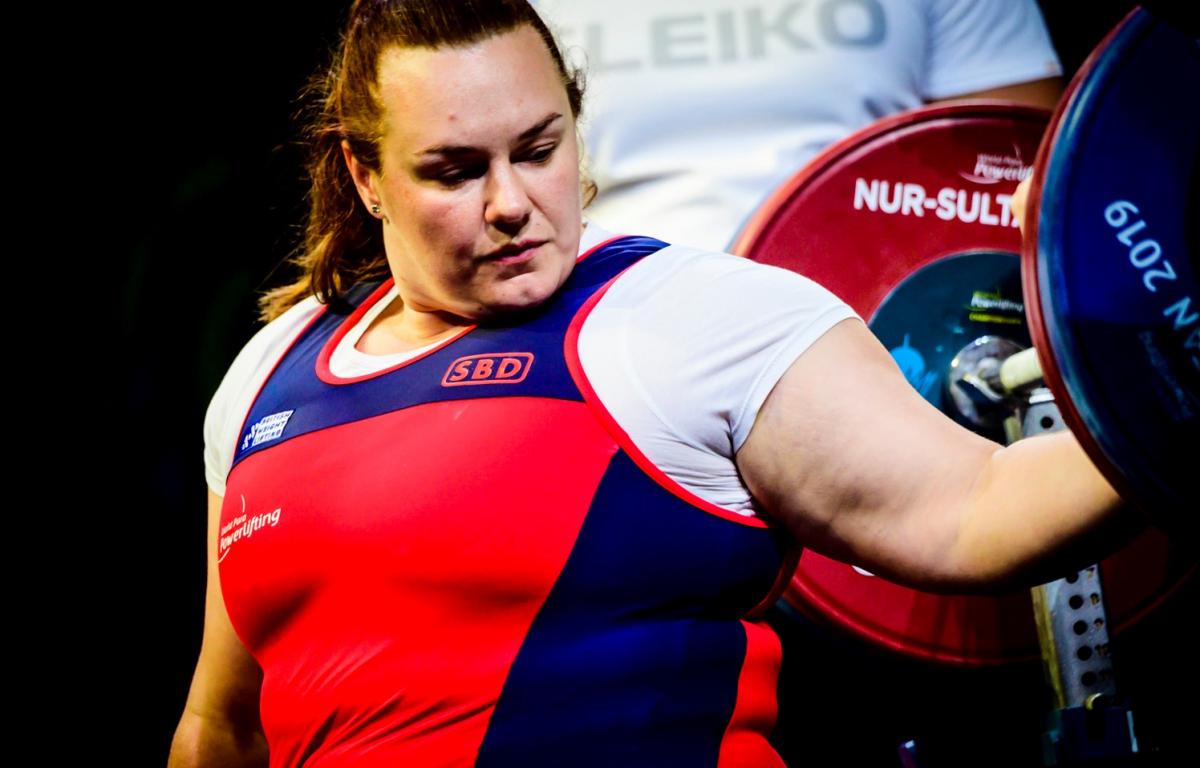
[959,149,1034,186]
[966,290,1024,325]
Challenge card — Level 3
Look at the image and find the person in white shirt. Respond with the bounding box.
[534,0,1063,249]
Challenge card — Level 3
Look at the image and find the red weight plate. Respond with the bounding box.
[733,104,1045,313]
[733,103,1194,665]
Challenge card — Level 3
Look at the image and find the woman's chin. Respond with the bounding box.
[480,274,564,316]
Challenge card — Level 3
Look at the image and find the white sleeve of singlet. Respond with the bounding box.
[202,297,324,498]
[577,242,859,514]
[922,0,1062,100]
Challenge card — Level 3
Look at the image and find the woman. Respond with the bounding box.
[169,1,1133,766]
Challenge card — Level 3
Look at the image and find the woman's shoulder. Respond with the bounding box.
[202,294,327,495]
[225,295,327,385]
[596,231,851,316]
[574,228,859,511]
[584,222,793,283]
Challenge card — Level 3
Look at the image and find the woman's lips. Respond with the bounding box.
[483,240,544,265]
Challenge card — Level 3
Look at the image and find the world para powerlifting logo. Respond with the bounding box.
[218,494,283,563]
[959,148,1034,186]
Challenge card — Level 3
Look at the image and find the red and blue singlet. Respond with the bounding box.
[218,236,795,767]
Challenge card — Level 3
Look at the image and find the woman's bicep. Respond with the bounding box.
[169,489,265,767]
[196,489,262,717]
[735,318,998,587]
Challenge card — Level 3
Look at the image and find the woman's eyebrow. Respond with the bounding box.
[516,112,564,140]
[417,112,564,158]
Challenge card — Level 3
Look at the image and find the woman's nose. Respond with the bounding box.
[485,162,533,231]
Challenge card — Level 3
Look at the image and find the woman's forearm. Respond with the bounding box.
[948,430,1143,590]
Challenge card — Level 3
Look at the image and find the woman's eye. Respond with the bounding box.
[439,168,476,184]
[425,163,485,186]
[522,144,557,164]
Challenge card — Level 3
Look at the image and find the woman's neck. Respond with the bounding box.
[354,290,471,356]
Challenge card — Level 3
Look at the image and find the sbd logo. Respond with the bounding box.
[442,353,534,387]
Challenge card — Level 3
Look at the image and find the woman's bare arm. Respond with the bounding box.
[736,318,1143,593]
[168,489,267,768]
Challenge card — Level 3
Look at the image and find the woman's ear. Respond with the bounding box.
[342,140,385,220]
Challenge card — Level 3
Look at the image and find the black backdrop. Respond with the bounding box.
[109,2,1197,765]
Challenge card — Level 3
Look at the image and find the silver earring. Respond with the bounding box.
[370,204,382,215]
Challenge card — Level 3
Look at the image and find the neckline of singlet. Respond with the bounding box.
[328,284,444,378]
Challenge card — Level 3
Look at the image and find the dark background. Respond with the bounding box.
[105,2,1196,765]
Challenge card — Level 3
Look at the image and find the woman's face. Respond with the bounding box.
[349,25,583,320]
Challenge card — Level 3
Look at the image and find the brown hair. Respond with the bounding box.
[258,0,592,322]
